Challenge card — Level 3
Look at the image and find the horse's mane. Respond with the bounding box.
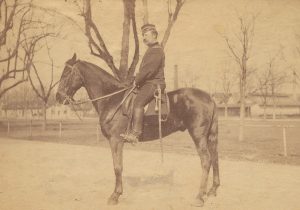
[77,60,125,90]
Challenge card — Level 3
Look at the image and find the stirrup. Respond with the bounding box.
[120,132,139,144]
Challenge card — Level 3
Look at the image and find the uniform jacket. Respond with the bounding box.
[135,42,166,86]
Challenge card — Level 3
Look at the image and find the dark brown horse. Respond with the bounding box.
[56,54,220,207]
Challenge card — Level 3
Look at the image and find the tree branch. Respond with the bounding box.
[142,0,148,24]
[0,79,26,99]
[32,63,45,96]
[0,0,17,46]
[27,67,43,99]
[83,0,119,79]
[161,0,185,49]
[127,1,139,80]
[224,37,243,69]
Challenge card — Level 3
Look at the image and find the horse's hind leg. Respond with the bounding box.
[189,127,211,207]
[207,137,220,196]
[107,137,124,205]
[207,117,220,196]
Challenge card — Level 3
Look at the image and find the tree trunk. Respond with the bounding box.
[239,101,245,142]
[239,78,245,142]
[42,102,47,131]
[225,104,228,119]
[142,0,148,24]
[119,0,131,80]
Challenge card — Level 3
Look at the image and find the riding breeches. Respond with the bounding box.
[132,83,166,135]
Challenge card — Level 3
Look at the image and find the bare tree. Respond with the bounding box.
[256,68,271,119]
[0,0,31,98]
[26,43,59,130]
[220,13,258,141]
[81,0,185,82]
[1,82,55,119]
[254,51,287,119]
[0,0,55,101]
[82,0,136,81]
[220,67,234,118]
[268,68,286,120]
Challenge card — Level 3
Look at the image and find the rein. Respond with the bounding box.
[59,62,135,121]
[58,86,132,106]
[71,87,131,105]
[63,62,132,105]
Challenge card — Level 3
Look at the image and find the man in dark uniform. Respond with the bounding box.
[121,23,166,143]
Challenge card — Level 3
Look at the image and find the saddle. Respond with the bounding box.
[122,87,170,119]
[119,87,185,141]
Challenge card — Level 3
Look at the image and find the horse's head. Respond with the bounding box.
[56,53,84,104]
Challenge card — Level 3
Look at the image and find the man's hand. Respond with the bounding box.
[121,77,136,87]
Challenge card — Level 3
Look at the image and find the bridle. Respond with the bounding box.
[59,62,134,105]
[58,62,135,120]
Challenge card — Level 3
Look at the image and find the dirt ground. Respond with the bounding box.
[0,138,300,210]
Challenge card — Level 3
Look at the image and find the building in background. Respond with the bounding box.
[0,103,97,120]
[213,93,300,118]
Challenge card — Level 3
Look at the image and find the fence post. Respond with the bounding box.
[282,126,287,157]
[59,121,62,138]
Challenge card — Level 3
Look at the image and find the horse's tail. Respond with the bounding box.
[208,101,218,143]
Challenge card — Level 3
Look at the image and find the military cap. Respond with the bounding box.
[141,23,157,34]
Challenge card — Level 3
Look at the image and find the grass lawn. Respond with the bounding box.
[1,118,300,165]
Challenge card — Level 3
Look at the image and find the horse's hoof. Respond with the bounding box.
[190,198,204,207]
[107,197,118,205]
[207,188,217,197]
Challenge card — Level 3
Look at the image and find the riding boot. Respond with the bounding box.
[121,107,144,144]
[132,107,144,136]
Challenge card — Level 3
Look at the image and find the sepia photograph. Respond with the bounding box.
[0,0,300,209]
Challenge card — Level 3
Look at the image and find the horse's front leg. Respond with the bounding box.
[107,137,124,205]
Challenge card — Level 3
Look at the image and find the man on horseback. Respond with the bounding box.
[121,23,166,143]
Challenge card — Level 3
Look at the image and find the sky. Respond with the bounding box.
[30,0,300,94]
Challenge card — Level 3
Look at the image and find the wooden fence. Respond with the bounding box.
[1,118,300,157]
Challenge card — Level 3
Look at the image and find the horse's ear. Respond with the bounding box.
[71,53,77,62]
